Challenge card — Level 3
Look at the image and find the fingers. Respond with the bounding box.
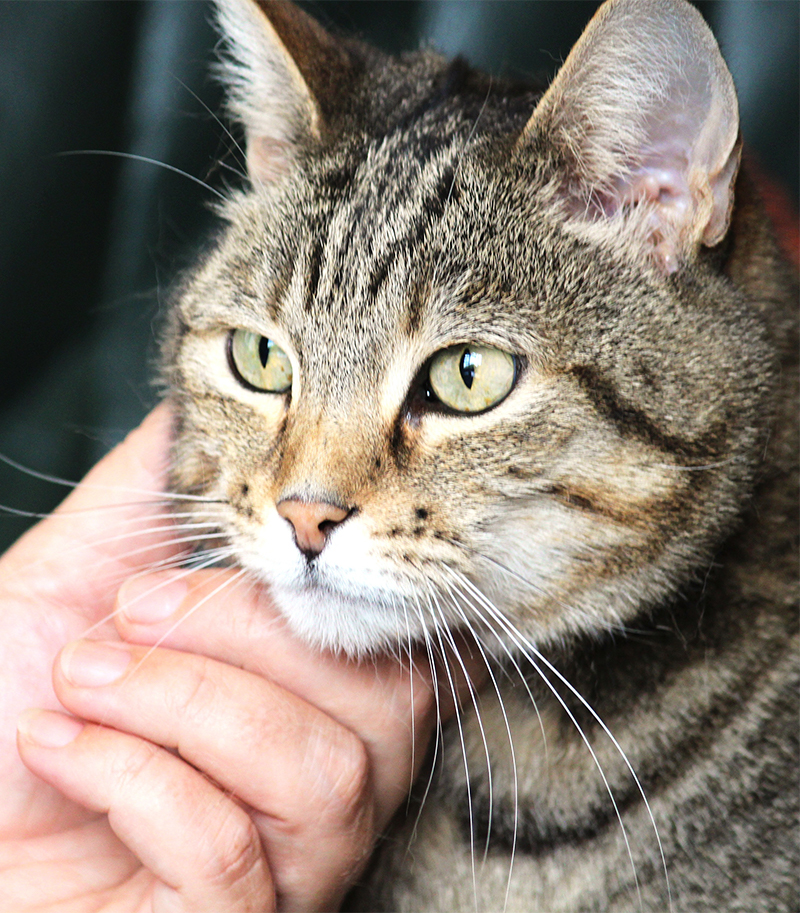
[48,639,376,910]
[2,404,183,617]
[115,569,444,825]
[116,570,489,778]
[17,709,275,913]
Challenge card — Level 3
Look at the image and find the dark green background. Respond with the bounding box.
[0,1,797,551]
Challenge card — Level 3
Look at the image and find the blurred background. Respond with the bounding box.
[0,0,797,551]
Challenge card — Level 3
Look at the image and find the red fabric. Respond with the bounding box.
[754,168,800,269]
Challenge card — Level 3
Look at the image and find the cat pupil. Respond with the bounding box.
[459,348,480,389]
[258,336,270,369]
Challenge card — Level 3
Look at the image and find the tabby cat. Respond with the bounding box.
[162,0,799,909]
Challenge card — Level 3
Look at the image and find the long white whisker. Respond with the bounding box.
[466,568,671,910]
[448,569,549,757]
[79,548,238,639]
[0,502,222,526]
[96,529,225,563]
[440,570,520,911]
[54,150,227,200]
[141,565,249,657]
[462,589,647,912]
[400,596,419,798]
[458,539,633,638]
[57,496,226,514]
[426,582,479,913]
[171,75,249,179]
[0,518,221,588]
[0,451,88,489]
[436,576,496,863]
[0,450,221,507]
[528,643,672,912]
[405,591,443,850]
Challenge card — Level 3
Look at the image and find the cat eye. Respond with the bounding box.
[228,329,293,393]
[427,344,516,413]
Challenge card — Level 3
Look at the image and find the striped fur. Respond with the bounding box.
[162,0,799,909]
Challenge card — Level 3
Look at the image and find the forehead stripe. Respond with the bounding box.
[365,163,458,303]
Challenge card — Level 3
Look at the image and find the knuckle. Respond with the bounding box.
[201,805,266,890]
[111,737,163,795]
[170,655,218,724]
[317,727,373,826]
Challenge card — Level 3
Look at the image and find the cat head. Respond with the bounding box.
[165,0,773,656]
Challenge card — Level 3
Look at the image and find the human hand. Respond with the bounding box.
[2,405,483,911]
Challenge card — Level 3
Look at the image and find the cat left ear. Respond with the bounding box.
[215,0,355,183]
[520,0,740,273]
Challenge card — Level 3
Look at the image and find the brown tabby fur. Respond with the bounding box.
[161,0,799,909]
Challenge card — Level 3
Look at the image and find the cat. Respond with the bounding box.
[160,0,799,909]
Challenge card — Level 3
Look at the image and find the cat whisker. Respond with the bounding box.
[0,450,226,509]
[80,519,221,547]
[0,517,219,588]
[140,564,249,657]
[456,566,672,909]
[53,150,227,200]
[216,158,250,181]
[63,489,224,506]
[441,570,527,907]
[400,595,420,798]
[171,75,249,181]
[57,496,226,514]
[79,546,239,640]
[404,590,445,849]
[91,539,233,600]
[0,504,56,521]
[445,568,548,755]
[102,529,226,561]
[0,503,222,528]
[454,582,659,913]
[0,450,88,490]
[528,641,672,912]
[100,566,250,717]
[437,576,498,864]
[424,582,481,910]
[452,537,636,639]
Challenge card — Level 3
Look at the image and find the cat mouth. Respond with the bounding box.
[293,565,401,606]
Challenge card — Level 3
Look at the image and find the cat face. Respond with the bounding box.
[165,0,773,656]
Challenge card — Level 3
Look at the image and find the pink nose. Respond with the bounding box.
[276,499,350,557]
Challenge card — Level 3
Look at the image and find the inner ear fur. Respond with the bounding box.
[520,0,740,273]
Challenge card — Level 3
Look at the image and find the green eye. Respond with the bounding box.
[428,344,516,413]
[228,329,293,393]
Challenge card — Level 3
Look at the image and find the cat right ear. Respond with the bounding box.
[520,0,740,273]
[214,0,355,183]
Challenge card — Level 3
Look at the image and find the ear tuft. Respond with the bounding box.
[521,0,740,273]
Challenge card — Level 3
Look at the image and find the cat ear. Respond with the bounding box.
[214,0,354,183]
[521,0,740,273]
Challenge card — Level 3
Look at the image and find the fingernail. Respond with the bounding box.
[60,640,131,687]
[119,574,189,624]
[18,709,85,748]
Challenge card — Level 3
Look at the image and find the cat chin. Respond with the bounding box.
[267,583,427,656]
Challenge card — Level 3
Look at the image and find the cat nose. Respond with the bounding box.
[276,499,350,557]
